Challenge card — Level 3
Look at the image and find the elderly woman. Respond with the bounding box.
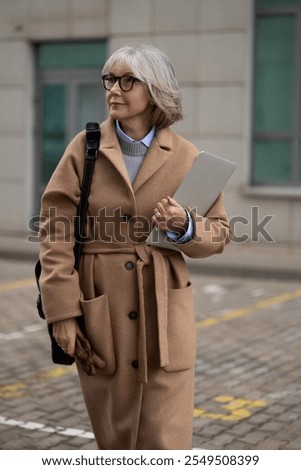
[39,42,231,450]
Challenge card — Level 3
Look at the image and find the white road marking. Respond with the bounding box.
[0,324,44,342]
[0,416,94,440]
[203,284,225,294]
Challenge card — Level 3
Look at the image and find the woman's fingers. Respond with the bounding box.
[153,197,187,234]
[52,318,80,356]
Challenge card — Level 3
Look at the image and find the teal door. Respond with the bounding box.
[36,41,107,199]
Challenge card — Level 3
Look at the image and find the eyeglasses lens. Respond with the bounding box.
[102,76,136,92]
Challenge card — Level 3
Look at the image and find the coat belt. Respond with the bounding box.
[82,242,178,383]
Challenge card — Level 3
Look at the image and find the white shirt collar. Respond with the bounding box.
[115,120,156,148]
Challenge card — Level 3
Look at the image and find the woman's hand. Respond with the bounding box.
[52,317,81,356]
[152,196,188,237]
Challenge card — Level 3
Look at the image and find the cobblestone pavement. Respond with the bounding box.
[0,257,300,450]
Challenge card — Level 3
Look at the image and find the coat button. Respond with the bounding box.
[125,261,135,270]
[128,311,138,320]
[131,360,139,369]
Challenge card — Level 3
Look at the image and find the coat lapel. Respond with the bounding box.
[99,119,173,195]
[133,127,173,193]
[100,119,133,193]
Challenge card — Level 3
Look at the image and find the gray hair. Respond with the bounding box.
[102,42,183,128]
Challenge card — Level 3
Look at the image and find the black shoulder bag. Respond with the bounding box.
[34,122,101,365]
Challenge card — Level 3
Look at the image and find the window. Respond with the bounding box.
[35,41,107,196]
[252,0,301,186]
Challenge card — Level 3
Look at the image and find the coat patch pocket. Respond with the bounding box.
[80,294,116,375]
[163,282,196,373]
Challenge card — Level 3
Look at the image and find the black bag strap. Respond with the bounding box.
[73,122,101,269]
[35,122,100,303]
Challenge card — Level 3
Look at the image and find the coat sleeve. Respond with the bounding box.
[174,191,232,259]
[39,132,85,324]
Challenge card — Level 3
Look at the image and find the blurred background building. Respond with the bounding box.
[0,0,300,248]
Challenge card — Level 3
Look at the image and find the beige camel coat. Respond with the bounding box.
[39,118,231,450]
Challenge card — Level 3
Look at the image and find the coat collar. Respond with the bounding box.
[100,118,173,194]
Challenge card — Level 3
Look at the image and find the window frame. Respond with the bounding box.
[35,68,106,201]
[33,41,107,212]
[37,68,106,148]
[251,2,301,188]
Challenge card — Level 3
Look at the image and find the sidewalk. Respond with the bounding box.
[0,231,301,279]
[188,242,301,280]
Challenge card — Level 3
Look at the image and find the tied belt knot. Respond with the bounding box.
[82,241,178,383]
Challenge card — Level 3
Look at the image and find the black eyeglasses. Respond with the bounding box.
[102,74,141,92]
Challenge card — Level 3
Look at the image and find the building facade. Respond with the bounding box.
[0,0,300,247]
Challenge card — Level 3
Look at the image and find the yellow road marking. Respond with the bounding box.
[194,395,267,421]
[0,278,35,292]
[1,277,300,325]
[0,366,75,399]
[1,375,266,422]
[38,366,75,380]
[0,382,28,399]
[196,288,301,330]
